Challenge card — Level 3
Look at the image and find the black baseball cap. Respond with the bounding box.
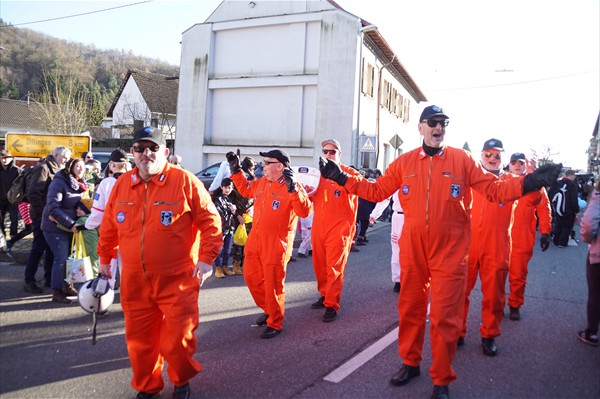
[482,138,504,151]
[133,126,165,146]
[259,149,291,168]
[510,153,526,163]
[420,105,448,121]
[110,149,129,162]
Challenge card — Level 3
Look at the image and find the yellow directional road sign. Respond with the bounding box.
[5,133,91,159]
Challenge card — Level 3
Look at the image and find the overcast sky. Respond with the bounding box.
[2,0,599,170]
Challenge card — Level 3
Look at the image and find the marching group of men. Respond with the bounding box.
[17,103,563,399]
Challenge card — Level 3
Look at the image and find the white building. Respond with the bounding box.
[107,70,178,141]
[177,0,426,173]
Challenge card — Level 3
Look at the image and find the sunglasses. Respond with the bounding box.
[422,119,449,128]
[132,144,160,153]
[510,160,525,165]
[483,152,501,160]
[322,149,338,155]
[263,160,280,165]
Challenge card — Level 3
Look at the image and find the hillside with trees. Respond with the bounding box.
[0,20,179,126]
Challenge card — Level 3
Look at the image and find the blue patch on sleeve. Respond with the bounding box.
[94,192,100,200]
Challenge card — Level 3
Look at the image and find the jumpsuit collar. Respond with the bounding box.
[130,163,171,187]
[419,144,448,160]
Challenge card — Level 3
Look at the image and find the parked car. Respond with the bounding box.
[195,162,263,190]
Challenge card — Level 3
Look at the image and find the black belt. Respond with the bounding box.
[396,211,403,214]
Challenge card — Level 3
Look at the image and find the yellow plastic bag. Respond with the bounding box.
[65,232,93,283]
[233,224,248,246]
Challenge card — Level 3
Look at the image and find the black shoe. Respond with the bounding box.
[5,248,14,259]
[393,282,400,293]
[136,392,159,399]
[577,329,599,347]
[173,383,190,399]
[390,364,420,386]
[482,338,497,357]
[289,257,297,262]
[457,337,464,347]
[44,280,51,288]
[350,246,360,252]
[24,282,43,294]
[509,306,521,321]
[323,307,337,322]
[356,241,366,246]
[311,296,325,309]
[260,326,281,339]
[431,385,449,399]
[256,313,268,326]
[308,250,312,255]
[298,252,307,258]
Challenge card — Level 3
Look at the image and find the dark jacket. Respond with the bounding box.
[549,177,580,218]
[41,170,85,234]
[0,159,21,203]
[27,155,61,219]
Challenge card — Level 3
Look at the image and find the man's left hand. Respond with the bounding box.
[283,167,297,193]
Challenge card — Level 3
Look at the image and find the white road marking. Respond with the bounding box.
[323,327,398,383]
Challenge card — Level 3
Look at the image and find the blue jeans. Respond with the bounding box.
[24,218,54,285]
[43,231,72,290]
[215,233,233,266]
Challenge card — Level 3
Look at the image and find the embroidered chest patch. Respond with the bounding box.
[334,189,341,198]
[450,184,461,198]
[272,200,280,210]
[160,210,173,226]
[402,185,409,195]
[116,211,126,223]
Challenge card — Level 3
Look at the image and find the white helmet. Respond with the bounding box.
[78,278,115,314]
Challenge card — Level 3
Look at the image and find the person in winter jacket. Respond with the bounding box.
[23,147,71,294]
[577,178,600,346]
[548,169,580,247]
[0,150,20,241]
[42,157,88,304]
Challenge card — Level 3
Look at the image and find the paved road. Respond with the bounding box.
[0,221,598,399]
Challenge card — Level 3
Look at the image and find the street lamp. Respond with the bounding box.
[354,24,378,166]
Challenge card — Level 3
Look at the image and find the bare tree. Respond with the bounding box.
[530,145,559,166]
[32,67,90,134]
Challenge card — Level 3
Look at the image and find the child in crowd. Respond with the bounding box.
[211,178,239,278]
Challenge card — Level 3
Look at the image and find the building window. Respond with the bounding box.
[151,118,159,128]
[362,59,375,98]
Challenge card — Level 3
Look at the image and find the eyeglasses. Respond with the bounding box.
[263,160,280,165]
[483,152,501,160]
[322,149,338,155]
[422,119,449,128]
[132,144,160,153]
[510,160,525,165]
[86,156,93,160]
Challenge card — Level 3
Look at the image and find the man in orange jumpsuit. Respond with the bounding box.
[319,105,561,399]
[461,139,517,357]
[97,127,222,399]
[309,139,360,322]
[228,149,311,339]
[507,152,552,321]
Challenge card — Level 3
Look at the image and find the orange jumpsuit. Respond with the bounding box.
[231,173,311,331]
[508,188,552,309]
[311,164,360,312]
[462,172,516,340]
[343,146,524,386]
[98,163,222,394]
